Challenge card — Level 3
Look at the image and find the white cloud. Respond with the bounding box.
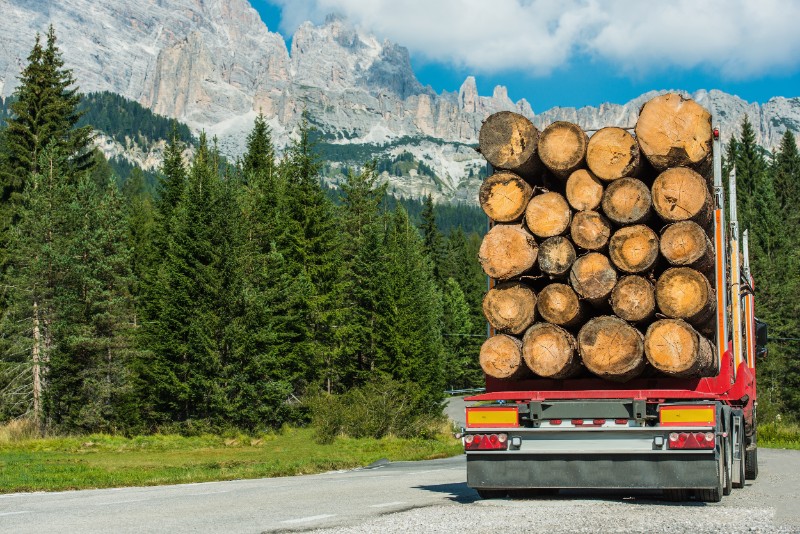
[264,0,800,78]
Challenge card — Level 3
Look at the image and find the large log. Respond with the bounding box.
[482,281,537,335]
[577,316,646,382]
[479,171,534,223]
[538,236,576,278]
[525,191,572,238]
[566,169,604,211]
[569,252,617,306]
[570,210,612,251]
[479,334,529,380]
[660,220,715,274]
[609,224,659,273]
[479,111,543,179]
[645,319,718,378]
[655,267,716,329]
[651,167,712,228]
[537,121,589,178]
[601,177,652,225]
[586,126,642,181]
[522,323,582,379]
[610,275,656,323]
[635,93,712,173]
[478,224,538,280]
[537,283,587,328]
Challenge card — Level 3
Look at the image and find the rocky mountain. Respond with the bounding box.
[1,0,798,203]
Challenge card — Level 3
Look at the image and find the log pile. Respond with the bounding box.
[477,93,719,383]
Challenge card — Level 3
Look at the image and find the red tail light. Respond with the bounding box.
[667,431,715,450]
[550,419,562,425]
[592,419,606,426]
[571,419,584,426]
[615,419,628,425]
[464,433,509,451]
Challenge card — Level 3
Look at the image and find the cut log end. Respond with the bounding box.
[645,319,718,378]
[479,111,542,178]
[660,220,715,273]
[479,171,534,223]
[652,167,712,227]
[655,267,715,327]
[609,225,659,273]
[538,236,577,277]
[578,316,645,382]
[525,192,572,238]
[523,323,581,379]
[479,334,528,380]
[478,224,539,280]
[610,275,656,323]
[586,126,642,181]
[569,252,617,305]
[537,121,589,177]
[537,283,585,327]
[482,281,537,335]
[566,169,604,211]
[570,210,612,251]
[601,177,652,225]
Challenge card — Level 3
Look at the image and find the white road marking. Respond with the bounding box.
[369,501,407,508]
[281,514,336,524]
[0,511,30,517]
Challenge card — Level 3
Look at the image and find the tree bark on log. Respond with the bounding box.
[635,93,712,173]
[479,334,530,380]
[570,210,612,251]
[525,191,572,238]
[569,252,618,306]
[610,275,656,323]
[537,282,587,328]
[537,121,589,178]
[660,220,715,275]
[655,267,716,330]
[538,236,576,278]
[586,126,642,181]
[609,224,660,273]
[478,224,539,280]
[482,281,537,335]
[566,169,604,211]
[522,323,582,379]
[479,171,533,223]
[479,111,543,179]
[601,177,652,225]
[651,167,712,228]
[578,316,646,382]
[644,318,718,378]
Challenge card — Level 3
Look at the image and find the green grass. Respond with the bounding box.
[0,427,462,493]
[759,421,800,450]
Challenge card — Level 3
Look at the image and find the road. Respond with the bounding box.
[1,449,799,533]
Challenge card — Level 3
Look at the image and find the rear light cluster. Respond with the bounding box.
[464,433,508,451]
[667,432,716,450]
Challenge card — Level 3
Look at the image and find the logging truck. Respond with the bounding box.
[464,94,765,501]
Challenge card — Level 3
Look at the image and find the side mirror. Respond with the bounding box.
[755,318,768,359]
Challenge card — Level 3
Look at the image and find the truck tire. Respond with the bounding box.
[745,447,759,480]
[733,418,746,489]
[723,434,733,496]
[477,489,507,499]
[696,441,725,502]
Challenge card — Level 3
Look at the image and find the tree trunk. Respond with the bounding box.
[537,282,588,328]
[651,167,712,228]
[586,126,643,181]
[482,281,537,335]
[479,170,533,223]
[479,334,529,380]
[538,236,576,278]
[478,223,539,280]
[610,275,656,323]
[524,191,572,238]
[569,252,618,306]
[609,224,659,273]
[478,111,543,179]
[644,318,718,378]
[601,177,652,225]
[635,93,712,173]
[660,220,715,274]
[570,210,612,251]
[578,316,646,382]
[655,267,716,331]
[566,169,604,211]
[32,300,42,425]
[537,121,589,178]
[522,323,582,379]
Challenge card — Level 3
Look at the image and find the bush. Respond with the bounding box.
[307,376,446,444]
[0,417,40,442]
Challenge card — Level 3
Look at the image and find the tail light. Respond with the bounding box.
[667,431,715,450]
[464,433,509,451]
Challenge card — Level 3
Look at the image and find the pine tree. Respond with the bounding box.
[441,277,478,390]
[156,125,186,223]
[420,194,444,282]
[242,113,276,180]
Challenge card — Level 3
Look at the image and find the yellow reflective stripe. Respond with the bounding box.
[660,407,715,425]
[466,408,518,427]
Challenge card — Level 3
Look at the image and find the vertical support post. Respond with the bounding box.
[742,230,756,370]
[729,167,743,379]
[711,125,729,374]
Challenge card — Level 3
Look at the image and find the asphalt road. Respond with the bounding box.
[1,448,799,533]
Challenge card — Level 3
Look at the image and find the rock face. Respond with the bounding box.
[1,0,798,203]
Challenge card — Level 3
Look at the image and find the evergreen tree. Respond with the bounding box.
[420,194,444,282]
[441,277,479,390]
[771,130,800,219]
[156,125,186,223]
[242,113,276,180]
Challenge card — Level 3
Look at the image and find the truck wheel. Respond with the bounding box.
[663,489,689,501]
[733,419,745,489]
[723,434,732,496]
[696,443,724,502]
[745,447,759,480]
[477,489,507,499]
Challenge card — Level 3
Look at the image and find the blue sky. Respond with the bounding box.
[254,0,800,113]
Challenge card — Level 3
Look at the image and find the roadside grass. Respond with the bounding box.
[759,421,800,450]
[0,426,462,493]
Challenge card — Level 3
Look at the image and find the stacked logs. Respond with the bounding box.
[476,94,719,383]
